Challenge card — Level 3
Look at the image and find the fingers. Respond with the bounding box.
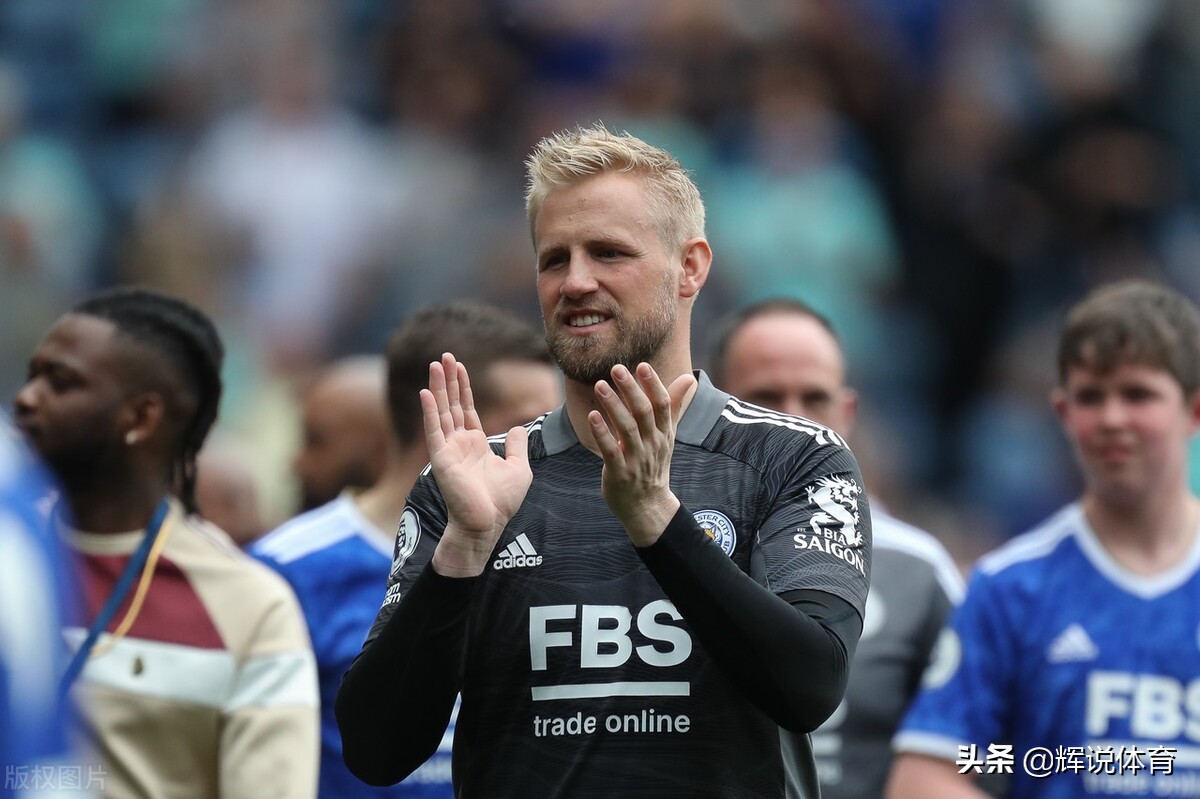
[593,364,674,448]
[458,362,483,431]
[504,424,529,467]
[636,363,673,434]
[428,360,456,439]
[594,373,642,453]
[588,409,625,468]
[430,354,482,437]
[442,353,465,430]
[667,372,698,422]
[419,387,445,454]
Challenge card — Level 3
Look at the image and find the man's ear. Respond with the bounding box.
[678,237,712,300]
[841,387,859,433]
[121,392,167,447]
[1050,386,1069,424]
[1187,388,1200,434]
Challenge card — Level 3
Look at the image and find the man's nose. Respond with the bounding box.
[13,380,38,419]
[559,255,599,297]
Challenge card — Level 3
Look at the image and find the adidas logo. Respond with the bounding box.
[492,534,543,570]
[1046,623,1099,664]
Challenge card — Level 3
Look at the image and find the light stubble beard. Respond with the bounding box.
[545,280,678,387]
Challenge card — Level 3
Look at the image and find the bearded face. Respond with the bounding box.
[545,269,677,386]
[534,173,685,387]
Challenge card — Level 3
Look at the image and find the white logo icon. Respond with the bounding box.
[1047,623,1099,664]
[390,507,421,578]
[806,476,863,545]
[493,533,543,570]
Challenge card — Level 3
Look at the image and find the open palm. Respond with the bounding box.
[422,354,531,563]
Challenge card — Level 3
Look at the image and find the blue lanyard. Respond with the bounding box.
[59,498,171,695]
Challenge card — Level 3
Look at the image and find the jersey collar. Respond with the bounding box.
[541,370,730,456]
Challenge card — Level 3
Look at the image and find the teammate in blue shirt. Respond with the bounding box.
[889,279,1200,799]
[253,301,560,798]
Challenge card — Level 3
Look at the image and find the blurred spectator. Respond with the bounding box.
[185,22,394,370]
[4,0,1200,554]
[195,435,266,548]
[0,62,102,403]
[291,356,389,514]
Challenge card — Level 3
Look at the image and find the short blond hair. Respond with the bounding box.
[525,123,706,251]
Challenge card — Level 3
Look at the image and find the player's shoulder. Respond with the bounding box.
[873,508,964,602]
[252,495,365,566]
[711,396,850,465]
[484,413,551,460]
[976,503,1082,580]
[179,512,305,607]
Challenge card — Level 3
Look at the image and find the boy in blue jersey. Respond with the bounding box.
[889,279,1200,799]
[253,301,560,798]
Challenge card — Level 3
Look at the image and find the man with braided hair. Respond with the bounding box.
[14,286,319,799]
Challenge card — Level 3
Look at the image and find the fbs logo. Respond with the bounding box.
[493,533,543,570]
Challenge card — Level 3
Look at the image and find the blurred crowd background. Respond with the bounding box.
[4,0,1200,565]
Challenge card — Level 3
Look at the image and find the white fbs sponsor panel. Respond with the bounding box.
[528,601,696,740]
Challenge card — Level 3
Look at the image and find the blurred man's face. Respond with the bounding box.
[292,367,388,510]
[1053,359,1200,507]
[534,172,679,385]
[13,314,131,492]
[196,444,265,548]
[477,360,562,435]
[719,312,856,434]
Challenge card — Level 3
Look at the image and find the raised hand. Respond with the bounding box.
[423,353,532,577]
[588,363,697,547]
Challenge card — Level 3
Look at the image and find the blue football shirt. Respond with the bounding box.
[896,502,1200,798]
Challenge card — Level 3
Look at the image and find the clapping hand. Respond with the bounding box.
[589,363,697,547]
[422,353,532,577]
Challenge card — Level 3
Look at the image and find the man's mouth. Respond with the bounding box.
[567,314,607,327]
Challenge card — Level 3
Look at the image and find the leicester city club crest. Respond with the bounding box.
[694,509,737,557]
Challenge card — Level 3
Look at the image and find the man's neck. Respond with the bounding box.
[564,357,695,455]
[1082,485,1200,576]
[354,447,427,537]
[67,481,168,534]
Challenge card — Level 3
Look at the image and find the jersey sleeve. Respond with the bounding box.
[892,567,1015,761]
[362,468,448,649]
[754,445,872,616]
[337,468,468,787]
